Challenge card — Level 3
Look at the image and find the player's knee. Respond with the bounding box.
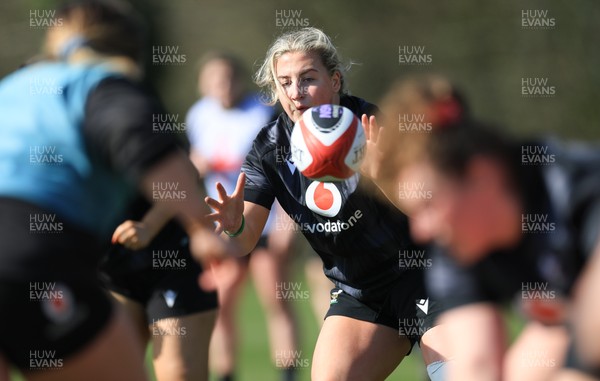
[311,361,344,381]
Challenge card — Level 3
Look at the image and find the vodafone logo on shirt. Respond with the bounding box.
[305,181,342,217]
[298,179,364,233]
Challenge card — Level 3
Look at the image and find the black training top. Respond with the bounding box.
[242,95,421,303]
[426,139,600,314]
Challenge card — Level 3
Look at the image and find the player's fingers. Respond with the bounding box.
[204,213,223,233]
[214,222,223,234]
[231,172,246,198]
[112,220,134,244]
[369,115,380,143]
[119,227,139,245]
[361,114,370,140]
[205,212,221,222]
[215,182,229,201]
[114,230,127,245]
[205,196,222,211]
[370,115,380,129]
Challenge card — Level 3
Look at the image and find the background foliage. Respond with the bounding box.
[1,0,599,139]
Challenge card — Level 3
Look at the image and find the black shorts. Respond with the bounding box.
[0,278,113,371]
[0,198,114,371]
[99,234,217,323]
[255,235,268,250]
[325,269,441,355]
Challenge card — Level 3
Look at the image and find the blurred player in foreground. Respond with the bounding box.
[204,27,452,381]
[378,76,600,381]
[186,52,299,381]
[0,1,230,380]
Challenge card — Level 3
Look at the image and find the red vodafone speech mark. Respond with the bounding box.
[305,181,342,217]
[314,182,334,210]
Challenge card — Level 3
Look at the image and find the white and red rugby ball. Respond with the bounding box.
[290,104,366,181]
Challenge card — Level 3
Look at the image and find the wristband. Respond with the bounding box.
[224,215,245,237]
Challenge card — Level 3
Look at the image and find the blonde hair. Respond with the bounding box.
[254,27,349,105]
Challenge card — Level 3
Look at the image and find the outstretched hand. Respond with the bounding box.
[205,172,246,234]
[195,172,247,291]
[360,114,387,181]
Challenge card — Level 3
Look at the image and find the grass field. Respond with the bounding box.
[10,261,526,381]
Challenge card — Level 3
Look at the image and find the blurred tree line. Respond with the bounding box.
[1,0,598,139]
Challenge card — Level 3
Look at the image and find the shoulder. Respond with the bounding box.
[252,117,284,151]
[92,75,143,95]
[531,139,600,204]
[87,76,159,115]
[245,112,291,161]
[540,138,600,224]
[340,95,380,117]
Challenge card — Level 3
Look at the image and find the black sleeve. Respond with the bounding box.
[426,245,493,312]
[83,77,180,183]
[241,130,276,210]
[341,95,380,119]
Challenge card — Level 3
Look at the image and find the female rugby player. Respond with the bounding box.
[0,2,229,380]
[378,76,600,381]
[203,27,451,381]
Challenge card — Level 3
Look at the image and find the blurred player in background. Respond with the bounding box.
[378,75,600,381]
[100,196,218,381]
[0,1,231,381]
[186,52,300,381]
[205,27,452,381]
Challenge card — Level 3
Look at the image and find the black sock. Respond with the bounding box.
[282,367,296,381]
